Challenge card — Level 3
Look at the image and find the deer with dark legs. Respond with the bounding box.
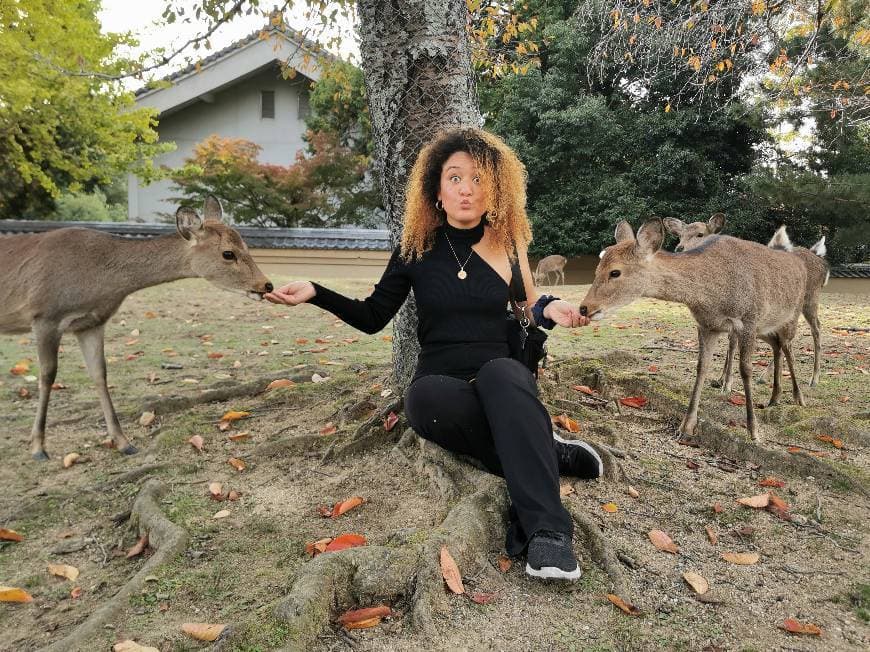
[580,219,807,442]
[0,196,273,460]
[534,254,567,286]
[664,217,829,389]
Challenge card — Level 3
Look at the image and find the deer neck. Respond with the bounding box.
[641,252,710,309]
[117,233,196,291]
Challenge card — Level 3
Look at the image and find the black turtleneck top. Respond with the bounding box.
[308,220,510,382]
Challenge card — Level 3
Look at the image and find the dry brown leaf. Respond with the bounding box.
[440,545,465,594]
[188,435,204,452]
[816,434,843,448]
[126,534,149,559]
[207,352,224,359]
[305,537,332,557]
[208,482,223,501]
[712,502,723,513]
[62,452,81,468]
[601,502,619,513]
[213,509,231,519]
[383,411,399,432]
[552,414,581,433]
[682,571,709,595]
[10,359,31,375]
[0,586,33,603]
[338,605,392,628]
[319,422,337,436]
[0,528,23,542]
[705,525,718,545]
[227,432,250,442]
[344,616,381,629]
[181,623,226,642]
[571,384,598,396]
[70,586,82,599]
[619,396,648,409]
[48,563,79,581]
[606,593,641,615]
[113,641,160,652]
[758,477,785,488]
[648,529,678,554]
[727,394,746,405]
[627,486,640,499]
[497,554,512,573]
[722,551,759,565]
[266,378,296,391]
[779,618,823,636]
[227,457,246,472]
[737,493,770,508]
[227,490,241,501]
[559,483,575,497]
[138,411,156,427]
[221,410,250,422]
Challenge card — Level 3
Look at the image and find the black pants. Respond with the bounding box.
[405,357,572,556]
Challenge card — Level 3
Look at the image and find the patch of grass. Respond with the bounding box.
[849,582,870,623]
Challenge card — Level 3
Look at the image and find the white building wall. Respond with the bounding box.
[130,65,312,222]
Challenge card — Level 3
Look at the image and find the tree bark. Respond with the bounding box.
[356,0,481,390]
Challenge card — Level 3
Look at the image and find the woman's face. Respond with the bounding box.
[437,151,487,228]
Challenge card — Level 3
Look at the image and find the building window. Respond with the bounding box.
[298,91,310,120]
[260,90,275,119]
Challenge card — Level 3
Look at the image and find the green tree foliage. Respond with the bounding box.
[49,189,126,223]
[0,0,170,218]
[306,61,372,156]
[480,2,763,257]
[170,132,380,228]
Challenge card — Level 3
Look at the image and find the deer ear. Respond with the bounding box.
[635,219,664,256]
[708,212,726,233]
[176,206,204,241]
[203,195,223,222]
[614,220,635,243]
[662,217,684,237]
[767,225,792,251]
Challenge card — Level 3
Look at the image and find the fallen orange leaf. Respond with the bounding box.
[722,551,759,565]
[188,435,204,452]
[816,434,843,448]
[0,586,33,603]
[497,555,512,573]
[648,529,678,554]
[440,545,465,594]
[305,537,332,557]
[737,493,770,509]
[758,477,785,488]
[325,533,367,552]
[470,591,498,604]
[227,432,250,442]
[571,385,598,396]
[47,563,79,581]
[207,352,224,359]
[221,410,250,422]
[126,534,149,559]
[266,378,296,391]
[331,496,365,518]
[338,605,392,628]
[181,623,226,642]
[0,528,23,542]
[383,411,399,432]
[62,452,81,469]
[705,525,718,545]
[9,360,30,375]
[727,394,746,406]
[606,593,641,615]
[779,618,822,636]
[70,586,82,599]
[227,457,246,472]
[619,396,648,409]
[601,502,618,513]
[553,414,581,433]
[319,422,337,436]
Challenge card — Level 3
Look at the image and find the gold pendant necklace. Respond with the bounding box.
[444,232,474,280]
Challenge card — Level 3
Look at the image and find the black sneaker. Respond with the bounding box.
[554,434,603,479]
[525,530,581,580]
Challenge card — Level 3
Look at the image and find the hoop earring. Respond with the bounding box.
[435,200,443,211]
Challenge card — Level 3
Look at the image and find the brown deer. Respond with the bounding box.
[580,219,807,441]
[0,196,272,460]
[534,254,567,285]
[665,217,829,390]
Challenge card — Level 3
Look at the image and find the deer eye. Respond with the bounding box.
[222,251,236,261]
[696,233,703,238]
[609,270,621,278]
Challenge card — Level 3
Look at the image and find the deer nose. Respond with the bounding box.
[265,282,274,293]
[579,305,588,317]
[675,244,684,252]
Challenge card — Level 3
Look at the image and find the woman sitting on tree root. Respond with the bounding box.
[265,127,602,581]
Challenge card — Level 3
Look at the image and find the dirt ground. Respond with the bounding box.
[1,278,868,652]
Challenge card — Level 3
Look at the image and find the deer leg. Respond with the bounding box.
[680,328,720,437]
[558,269,565,285]
[30,325,62,460]
[76,326,137,455]
[737,328,760,442]
[805,301,821,387]
[713,332,737,391]
[780,338,806,406]
[764,336,783,407]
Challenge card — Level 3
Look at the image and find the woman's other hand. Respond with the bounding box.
[264,281,316,306]
[543,299,590,328]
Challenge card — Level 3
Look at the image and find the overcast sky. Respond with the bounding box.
[97,0,359,87]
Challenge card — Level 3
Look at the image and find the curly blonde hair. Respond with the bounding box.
[400,128,532,261]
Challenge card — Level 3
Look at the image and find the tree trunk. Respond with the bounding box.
[356,0,481,390]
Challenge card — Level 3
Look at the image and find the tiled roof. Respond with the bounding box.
[134,23,336,97]
[830,264,870,279]
[0,221,390,251]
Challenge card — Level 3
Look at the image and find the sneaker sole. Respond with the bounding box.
[525,563,582,580]
[553,433,604,478]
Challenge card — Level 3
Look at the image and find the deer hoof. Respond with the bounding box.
[710,379,724,389]
[31,450,50,461]
[120,444,139,456]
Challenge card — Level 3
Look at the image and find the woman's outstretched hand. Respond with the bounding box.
[264,281,316,306]
[543,299,590,328]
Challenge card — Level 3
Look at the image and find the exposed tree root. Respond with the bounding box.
[252,433,332,459]
[41,480,188,652]
[566,505,629,597]
[320,398,404,463]
[99,462,169,488]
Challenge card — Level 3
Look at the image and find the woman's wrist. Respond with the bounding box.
[531,294,559,329]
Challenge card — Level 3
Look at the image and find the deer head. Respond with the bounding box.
[175,196,272,300]
[663,213,726,252]
[580,219,665,320]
